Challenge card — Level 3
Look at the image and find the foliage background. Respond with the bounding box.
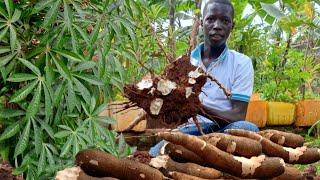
[0,0,319,179]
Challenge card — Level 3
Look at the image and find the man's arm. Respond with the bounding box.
[200,100,248,124]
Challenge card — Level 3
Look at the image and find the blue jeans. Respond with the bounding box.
[149,120,259,157]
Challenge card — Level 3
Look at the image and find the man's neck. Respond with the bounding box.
[203,43,226,60]
[201,43,226,68]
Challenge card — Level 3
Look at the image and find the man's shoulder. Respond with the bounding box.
[228,49,251,65]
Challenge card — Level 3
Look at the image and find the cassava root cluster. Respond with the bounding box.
[56,129,319,180]
[117,55,230,130]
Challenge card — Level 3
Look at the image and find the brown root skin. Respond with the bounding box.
[200,133,262,158]
[258,130,304,148]
[150,155,222,179]
[169,171,211,180]
[226,129,320,164]
[164,143,207,165]
[55,166,119,180]
[157,132,285,179]
[75,149,164,180]
[272,166,304,180]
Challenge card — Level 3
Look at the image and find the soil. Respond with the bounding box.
[0,161,23,180]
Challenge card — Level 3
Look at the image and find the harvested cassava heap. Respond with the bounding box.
[123,55,229,129]
[56,129,320,180]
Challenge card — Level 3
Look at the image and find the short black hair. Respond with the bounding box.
[203,0,234,18]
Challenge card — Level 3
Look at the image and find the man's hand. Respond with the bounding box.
[200,100,248,125]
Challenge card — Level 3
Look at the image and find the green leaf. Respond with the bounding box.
[42,0,61,28]
[32,0,56,14]
[43,82,53,121]
[0,46,10,54]
[66,82,77,112]
[45,146,55,166]
[38,146,46,173]
[89,96,96,113]
[14,119,31,157]
[10,80,38,102]
[0,26,9,41]
[53,82,65,106]
[73,77,91,104]
[4,0,13,18]
[51,53,72,80]
[72,137,79,156]
[0,122,20,141]
[7,73,38,82]
[25,83,42,120]
[9,25,16,51]
[0,6,8,19]
[0,109,24,118]
[54,130,71,138]
[0,51,16,67]
[260,2,285,20]
[73,61,96,72]
[31,118,41,155]
[74,74,103,86]
[38,119,55,139]
[11,9,21,22]
[73,24,90,45]
[18,58,41,76]
[53,49,84,62]
[60,136,73,157]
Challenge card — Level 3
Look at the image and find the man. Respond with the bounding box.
[149,0,258,156]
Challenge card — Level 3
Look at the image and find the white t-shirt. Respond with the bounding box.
[190,43,254,123]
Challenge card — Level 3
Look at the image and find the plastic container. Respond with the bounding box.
[295,100,320,127]
[245,100,268,128]
[267,102,296,126]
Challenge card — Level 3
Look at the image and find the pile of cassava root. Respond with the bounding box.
[55,129,320,180]
[112,55,231,131]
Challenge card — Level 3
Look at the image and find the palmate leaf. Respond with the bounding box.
[60,136,73,157]
[74,73,103,86]
[73,77,91,104]
[37,146,46,173]
[0,51,15,67]
[0,108,24,118]
[9,24,17,51]
[51,52,72,81]
[42,0,61,28]
[14,119,31,157]
[11,9,21,23]
[7,73,38,82]
[18,58,41,76]
[0,26,9,41]
[10,80,38,103]
[31,118,42,155]
[0,122,20,141]
[53,49,84,62]
[25,82,42,120]
[4,0,13,18]
[43,82,53,121]
[37,118,55,139]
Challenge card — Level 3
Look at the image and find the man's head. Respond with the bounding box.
[201,0,234,48]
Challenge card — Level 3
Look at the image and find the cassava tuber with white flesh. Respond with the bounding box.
[226,129,320,164]
[200,133,262,158]
[157,132,285,179]
[149,155,222,179]
[76,149,164,180]
[258,129,304,148]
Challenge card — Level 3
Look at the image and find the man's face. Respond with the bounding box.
[202,2,233,48]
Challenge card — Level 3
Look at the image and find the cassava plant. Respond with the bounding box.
[0,0,168,178]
